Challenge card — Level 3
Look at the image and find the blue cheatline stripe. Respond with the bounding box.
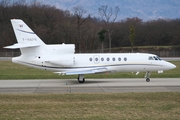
[16,29,35,34]
[18,61,162,70]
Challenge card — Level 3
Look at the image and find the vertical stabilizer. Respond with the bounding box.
[8,19,46,56]
[11,19,45,45]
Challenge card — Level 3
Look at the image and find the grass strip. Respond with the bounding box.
[0,93,180,120]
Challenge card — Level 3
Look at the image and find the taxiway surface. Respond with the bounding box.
[0,78,180,94]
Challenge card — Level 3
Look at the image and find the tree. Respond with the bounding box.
[1,1,180,53]
[129,25,135,53]
[98,29,107,53]
[72,5,87,53]
[98,5,119,52]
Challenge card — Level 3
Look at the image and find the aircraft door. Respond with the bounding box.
[73,57,75,65]
[93,55,100,64]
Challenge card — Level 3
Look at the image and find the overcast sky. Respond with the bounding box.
[12,0,180,21]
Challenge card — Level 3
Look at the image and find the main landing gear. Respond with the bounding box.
[77,74,85,83]
[145,71,150,82]
[77,72,151,83]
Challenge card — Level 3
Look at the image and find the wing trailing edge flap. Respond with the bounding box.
[55,68,109,75]
[4,43,40,49]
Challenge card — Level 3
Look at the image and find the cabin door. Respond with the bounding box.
[93,55,100,64]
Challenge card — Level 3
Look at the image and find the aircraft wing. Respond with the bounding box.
[55,67,109,75]
[4,43,40,49]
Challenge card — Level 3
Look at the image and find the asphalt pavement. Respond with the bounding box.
[0,78,179,94]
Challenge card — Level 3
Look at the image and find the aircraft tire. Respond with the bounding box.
[146,78,150,82]
[78,77,85,83]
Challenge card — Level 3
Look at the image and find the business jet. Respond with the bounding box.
[4,19,176,83]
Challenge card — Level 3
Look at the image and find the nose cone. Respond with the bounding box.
[166,62,176,70]
[171,63,176,69]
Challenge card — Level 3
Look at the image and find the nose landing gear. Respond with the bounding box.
[145,71,150,82]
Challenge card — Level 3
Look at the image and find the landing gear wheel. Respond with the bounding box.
[77,74,85,83]
[146,78,150,82]
[78,78,85,83]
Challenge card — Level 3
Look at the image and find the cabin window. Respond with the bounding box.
[95,57,98,61]
[107,57,110,61]
[112,57,115,61]
[89,58,93,62]
[124,57,127,61]
[118,57,121,61]
[148,56,154,60]
[101,58,104,61]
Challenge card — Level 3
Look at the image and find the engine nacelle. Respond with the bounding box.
[50,57,74,66]
[47,43,75,54]
[43,43,75,66]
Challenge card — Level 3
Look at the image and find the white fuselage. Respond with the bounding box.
[12,52,176,74]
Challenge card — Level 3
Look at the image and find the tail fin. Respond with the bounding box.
[4,19,46,56]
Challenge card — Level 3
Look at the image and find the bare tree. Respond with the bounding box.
[129,25,135,53]
[99,5,119,52]
[0,0,10,7]
[73,5,87,53]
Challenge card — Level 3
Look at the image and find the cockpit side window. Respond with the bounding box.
[148,56,154,60]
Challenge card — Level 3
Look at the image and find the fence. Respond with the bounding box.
[0,52,21,57]
[0,51,180,57]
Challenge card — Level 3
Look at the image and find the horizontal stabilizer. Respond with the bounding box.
[4,43,40,49]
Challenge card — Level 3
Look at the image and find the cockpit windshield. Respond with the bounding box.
[153,56,158,60]
[148,56,162,61]
[156,56,161,60]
